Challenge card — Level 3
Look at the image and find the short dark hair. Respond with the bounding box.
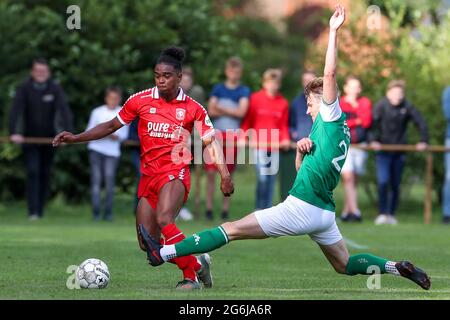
[304,77,323,98]
[156,47,185,72]
[32,58,49,67]
[105,86,122,97]
[387,79,406,91]
[226,56,243,69]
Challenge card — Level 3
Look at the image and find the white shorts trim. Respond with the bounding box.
[254,196,342,246]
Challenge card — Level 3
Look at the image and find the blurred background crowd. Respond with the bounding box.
[1,0,450,225]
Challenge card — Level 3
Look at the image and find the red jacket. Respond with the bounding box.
[340,96,372,143]
[241,89,290,150]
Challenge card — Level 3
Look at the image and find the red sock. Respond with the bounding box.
[161,224,201,281]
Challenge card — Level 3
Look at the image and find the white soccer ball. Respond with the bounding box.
[76,258,110,289]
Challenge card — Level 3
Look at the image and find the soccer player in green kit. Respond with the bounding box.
[139,5,430,290]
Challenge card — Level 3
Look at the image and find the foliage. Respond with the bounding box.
[0,0,251,201]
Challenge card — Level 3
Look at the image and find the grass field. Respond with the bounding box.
[1,165,449,300]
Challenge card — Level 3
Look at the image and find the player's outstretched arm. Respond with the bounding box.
[323,5,345,104]
[52,117,123,147]
[203,136,234,197]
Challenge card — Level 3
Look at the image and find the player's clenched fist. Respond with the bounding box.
[52,131,77,147]
[220,175,234,197]
[297,138,313,154]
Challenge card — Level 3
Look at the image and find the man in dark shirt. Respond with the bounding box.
[370,80,428,225]
[279,70,315,200]
[9,58,73,220]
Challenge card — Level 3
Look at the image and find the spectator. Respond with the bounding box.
[241,68,290,210]
[370,80,428,225]
[340,76,372,222]
[279,70,315,199]
[205,57,251,220]
[181,66,206,104]
[86,87,129,221]
[9,58,73,220]
[442,85,450,224]
[289,70,315,141]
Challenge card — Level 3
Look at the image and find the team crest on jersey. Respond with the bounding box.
[176,108,186,120]
[150,107,157,114]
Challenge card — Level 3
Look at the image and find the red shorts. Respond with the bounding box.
[138,167,191,209]
[204,130,238,173]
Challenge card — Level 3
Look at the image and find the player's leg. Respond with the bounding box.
[155,179,204,289]
[136,197,158,251]
[139,210,267,266]
[315,225,431,290]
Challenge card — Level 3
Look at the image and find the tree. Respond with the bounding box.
[0,0,251,201]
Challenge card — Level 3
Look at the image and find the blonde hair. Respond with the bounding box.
[262,68,282,83]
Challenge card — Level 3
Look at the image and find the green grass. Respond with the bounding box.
[0,165,449,299]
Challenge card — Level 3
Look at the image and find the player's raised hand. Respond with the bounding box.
[52,131,77,147]
[220,175,234,197]
[297,138,313,154]
[329,4,345,31]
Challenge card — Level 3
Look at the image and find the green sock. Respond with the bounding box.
[173,226,229,257]
[345,253,390,275]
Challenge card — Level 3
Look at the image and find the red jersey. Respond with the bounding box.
[340,96,372,143]
[240,89,290,150]
[117,87,214,175]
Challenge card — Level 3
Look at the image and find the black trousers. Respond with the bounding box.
[23,145,54,217]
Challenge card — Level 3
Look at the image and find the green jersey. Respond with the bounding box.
[289,100,350,212]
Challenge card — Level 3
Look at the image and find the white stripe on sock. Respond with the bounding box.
[165,232,183,243]
[218,226,229,243]
[160,244,177,262]
[385,261,400,276]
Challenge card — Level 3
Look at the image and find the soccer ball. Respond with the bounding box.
[76,258,110,289]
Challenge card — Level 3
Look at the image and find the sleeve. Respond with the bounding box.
[319,97,342,122]
[241,86,251,98]
[117,95,139,126]
[8,84,26,135]
[194,103,215,140]
[408,104,429,143]
[210,84,221,98]
[442,86,450,120]
[54,83,74,132]
[280,101,290,142]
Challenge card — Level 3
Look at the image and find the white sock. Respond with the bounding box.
[160,245,177,262]
[385,261,400,275]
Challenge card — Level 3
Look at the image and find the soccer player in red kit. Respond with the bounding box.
[52,47,234,290]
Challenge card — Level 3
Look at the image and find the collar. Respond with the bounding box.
[153,87,186,101]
